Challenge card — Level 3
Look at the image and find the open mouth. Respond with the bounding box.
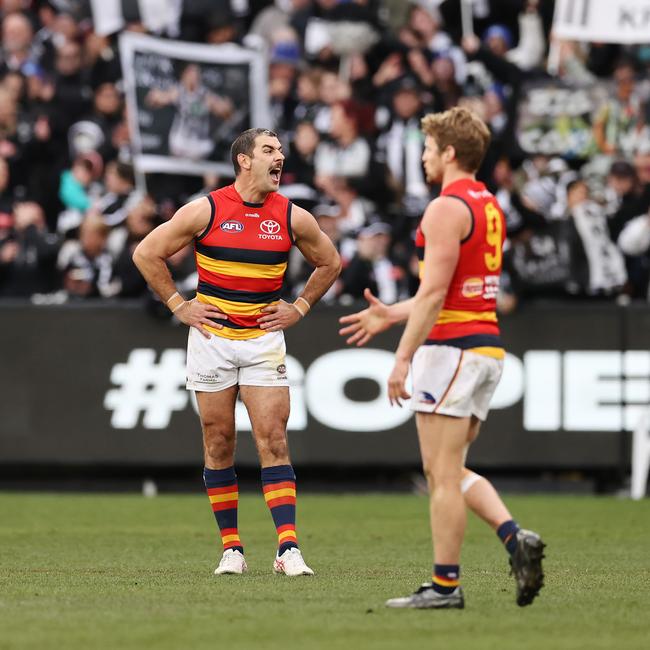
[269,166,282,183]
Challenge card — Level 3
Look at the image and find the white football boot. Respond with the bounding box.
[214,549,247,575]
[273,547,314,576]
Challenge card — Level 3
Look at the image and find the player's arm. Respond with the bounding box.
[258,204,341,331]
[388,197,468,406]
[132,197,226,338]
[338,290,417,347]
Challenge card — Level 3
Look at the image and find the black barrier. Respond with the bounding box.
[1,301,648,469]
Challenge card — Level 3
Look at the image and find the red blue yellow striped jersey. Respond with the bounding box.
[415,178,506,357]
[195,185,293,340]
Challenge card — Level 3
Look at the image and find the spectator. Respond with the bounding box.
[57,213,113,299]
[313,69,350,135]
[0,157,15,215]
[49,40,93,134]
[1,12,37,75]
[314,99,372,187]
[69,81,123,162]
[58,154,93,212]
[406,3,466,84]
[287,204,346,304]
[605,160,649,241]
[593,59,645,158]
[376,75,430,222]
[293,67,323,125]
[281,120,320,191]
[565,179,627,297]
[617,207,650,299]
[93,160,139,227]
[0,0,648,312]
[107,196,157,298]
[340,221,400,304]
[0,201,60,297]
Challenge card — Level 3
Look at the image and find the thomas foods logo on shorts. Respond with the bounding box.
[259,220,282,240]
[104,348,650,433]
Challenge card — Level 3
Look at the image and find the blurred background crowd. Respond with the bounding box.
[1,0,649,313]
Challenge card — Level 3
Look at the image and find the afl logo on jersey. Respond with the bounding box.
[220,220,244,233]
[259,219,283,240]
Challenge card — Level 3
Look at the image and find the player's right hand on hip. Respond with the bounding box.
[174,298,227,338]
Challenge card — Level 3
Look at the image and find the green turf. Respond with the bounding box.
[1,492,649,650]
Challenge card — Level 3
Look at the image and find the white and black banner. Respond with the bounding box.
[90,0,183,36]
[516,80,650,158]
[119,32,271,176]
[1,302,648,468]
[553,0,650,44]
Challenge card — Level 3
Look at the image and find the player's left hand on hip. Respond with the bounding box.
[387,359,411,407]
[258,300,301,331]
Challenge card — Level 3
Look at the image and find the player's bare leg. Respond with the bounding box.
[462,468,513,528]
[197,387,238,469]
[240,385,291,467]
[419,413,469,565]
[241,386,314,576]
[387,413,468,609]
[460,418,545,606]
[460,417,512,528]
[196,387,247,575]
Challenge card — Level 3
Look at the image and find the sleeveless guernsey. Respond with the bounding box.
[194,184,293,340]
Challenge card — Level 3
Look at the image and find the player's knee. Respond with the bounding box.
[257,430,289,463]
[421,460,435,492]
[202,423,235,462]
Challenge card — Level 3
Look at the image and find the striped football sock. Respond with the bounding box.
[497,519,520,556]
[203,466,243,554]
[261,464,298,555]
[432,564,460,595]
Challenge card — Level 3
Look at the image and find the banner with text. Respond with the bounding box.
[1,303,648,469]
[553,0,650,43]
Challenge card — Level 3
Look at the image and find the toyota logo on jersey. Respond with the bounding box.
[259,219,283,240]
[260,220,280,234]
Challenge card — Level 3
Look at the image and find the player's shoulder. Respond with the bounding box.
[420,195,472,240]
[424,194,472,220]
[173,195,212,234]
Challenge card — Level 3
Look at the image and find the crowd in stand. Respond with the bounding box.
[1,0,649,312]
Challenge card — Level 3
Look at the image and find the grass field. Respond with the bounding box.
[1,492,649,650]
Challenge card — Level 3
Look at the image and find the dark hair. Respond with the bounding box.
[115,161,135,185]
[566,178,587,195]
[231,128,278,175]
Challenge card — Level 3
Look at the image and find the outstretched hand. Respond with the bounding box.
[338,288,391,347]
[258,300,302,331]
[174,298,227,339]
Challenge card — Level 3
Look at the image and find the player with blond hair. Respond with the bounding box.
[340,107,545,609]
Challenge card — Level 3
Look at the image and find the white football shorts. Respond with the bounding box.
[410,344,503,420]
[186,328,289,392]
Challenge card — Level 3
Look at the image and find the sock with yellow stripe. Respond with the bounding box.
[261,464,298,555]
[203,466,243,554]
[497,519,520,556]
[432,564,460,595]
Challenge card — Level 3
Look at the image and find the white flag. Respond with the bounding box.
[553,0,650,44]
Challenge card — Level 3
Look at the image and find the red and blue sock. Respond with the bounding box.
[203,466,243,554]
[497,519,520,556]
[432,564,460,594]
[261,464,298,555]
